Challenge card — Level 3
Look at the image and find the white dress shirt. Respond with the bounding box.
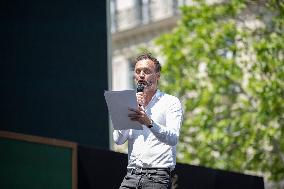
[113,90,183,170]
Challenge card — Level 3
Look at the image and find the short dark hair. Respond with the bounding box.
[135,52,161,73]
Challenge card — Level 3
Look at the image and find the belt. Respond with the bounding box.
[127,167,171,175]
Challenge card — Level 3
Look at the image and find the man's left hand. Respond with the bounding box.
[128,106,152,127]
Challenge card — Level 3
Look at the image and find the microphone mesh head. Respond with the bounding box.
[137,83,144,92]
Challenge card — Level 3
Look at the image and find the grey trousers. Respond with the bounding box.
[119,169,171,189]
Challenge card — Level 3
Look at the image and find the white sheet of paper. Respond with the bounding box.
[104,90,142,130]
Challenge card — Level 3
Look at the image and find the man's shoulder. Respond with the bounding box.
[158,91,181,103]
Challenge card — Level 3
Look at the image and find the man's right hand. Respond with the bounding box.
[136,92,145,107]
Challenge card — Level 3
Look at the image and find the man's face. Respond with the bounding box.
[134,59,160,92]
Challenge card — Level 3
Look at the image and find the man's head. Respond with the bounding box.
[134,53,161,92]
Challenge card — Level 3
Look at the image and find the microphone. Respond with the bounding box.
[136,83,145,93]
[136,83,145,107]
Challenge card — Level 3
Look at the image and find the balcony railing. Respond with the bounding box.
[111,0,189,33]
[110,0,224,33]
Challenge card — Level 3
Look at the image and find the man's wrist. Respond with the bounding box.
[147,119,154,128]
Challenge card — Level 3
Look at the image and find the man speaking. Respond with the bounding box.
[113,52,183,189]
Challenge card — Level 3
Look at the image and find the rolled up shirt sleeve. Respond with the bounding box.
[149,98,183,146]
[113,129,130,145]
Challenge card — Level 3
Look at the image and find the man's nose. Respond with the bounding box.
[139,71,145,77]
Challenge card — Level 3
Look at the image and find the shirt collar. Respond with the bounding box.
[154,89,163,100]
[146,89,163,109]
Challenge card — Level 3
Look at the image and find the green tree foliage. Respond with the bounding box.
[155,0,284,181]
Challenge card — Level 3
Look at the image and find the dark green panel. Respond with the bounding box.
[0,0,109,148]
[0,138,73,189]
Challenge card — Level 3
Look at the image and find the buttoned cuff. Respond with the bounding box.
[149,122,161,133]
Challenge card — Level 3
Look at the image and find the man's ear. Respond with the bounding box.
[156,72,160,80]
